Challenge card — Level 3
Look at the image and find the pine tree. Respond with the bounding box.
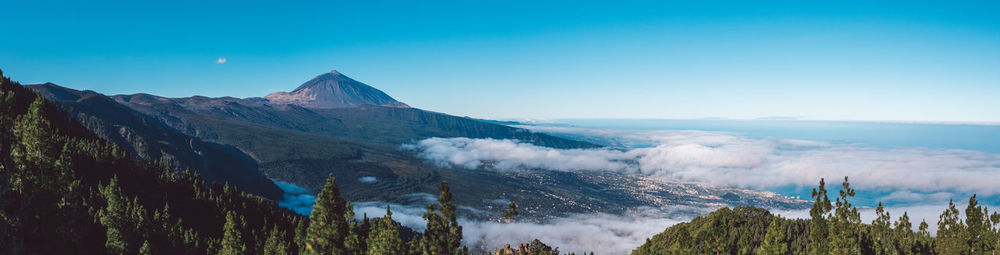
[807,178,832,255]
[294,218,308,254]
[936,199,969,254]
[264,226,291,255]
[356,212,371,251]
[151,205,186,255]
[218,211,247,255]
[420,181,466,255]
[987,209,1000,253]
[893,212,915,254]
[345,202,365,255]
[965,194,987,252]
[49,143,89,250]
[100,177,134,254]
[870,202,896,255]
[139,240,153,255]
[736,225,756,255]
[98,183,155,255]
[367,205,405,255]
[438,182,464,254]
[669,224,693,254]
[11,97,57,173]
[183,226,203,254]
[420,203,445,255]
[504,201,518,221]
[916,219,933,253]
[0,89,14,159]
[0,89,16,180]
[757,216,788,255]
[0,91,18,253]
[698,208,729,254]
[303,174,350,255]
[828,176,861,254]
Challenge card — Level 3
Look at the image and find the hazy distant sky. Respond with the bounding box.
[2,1,999,122]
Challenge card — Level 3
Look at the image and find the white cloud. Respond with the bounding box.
[216,57,227,64]
[877,191,957,204]
[402,137,635,173]
[777,138,831,148]
[403,128,1000,195]
[358,176,378,184]
[460,207,698,255]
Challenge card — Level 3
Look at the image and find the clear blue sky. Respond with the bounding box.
[3,0,999,122]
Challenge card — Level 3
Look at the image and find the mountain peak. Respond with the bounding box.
[264,71,408,109]
[295,70,353,92]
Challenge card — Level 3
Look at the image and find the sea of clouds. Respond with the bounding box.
[351,199,698,254]
[403,126,1000,197]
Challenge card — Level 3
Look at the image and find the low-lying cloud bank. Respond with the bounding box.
[461,211,686,254]
[402,137,635,172]
[403,128,1000,196]
[353,202,698,254]
[358,176,378,184]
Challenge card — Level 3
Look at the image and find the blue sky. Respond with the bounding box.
[2,0,999,122]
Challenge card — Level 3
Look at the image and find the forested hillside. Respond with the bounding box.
[632,177,1000,254]
[26,83,284,199]
[1,68,300,254]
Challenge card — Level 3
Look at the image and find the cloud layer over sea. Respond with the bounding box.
[403,126,1000,197]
